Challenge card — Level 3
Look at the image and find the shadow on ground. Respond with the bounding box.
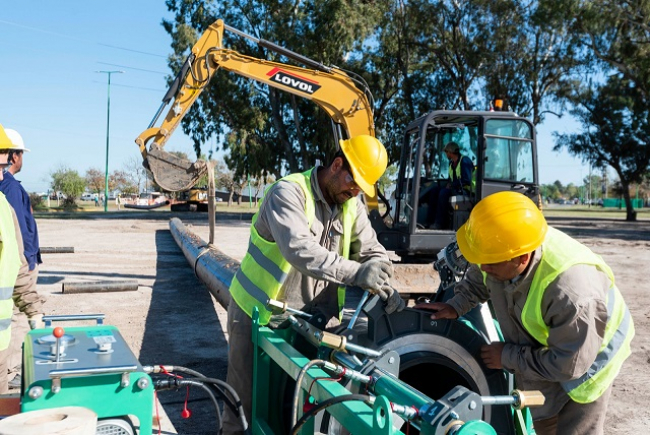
[139,229,228,435]
[546,217,650,242]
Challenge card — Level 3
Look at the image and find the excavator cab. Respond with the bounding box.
[372,110,539,262]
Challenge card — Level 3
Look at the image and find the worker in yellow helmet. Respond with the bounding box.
[416,191,634,435]
[0,125,45,391]
[0,142,45,393]
[224,135,403,433]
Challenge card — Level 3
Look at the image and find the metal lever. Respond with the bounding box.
[346,290,370,331]
[481,389,545,409]
[267,299,313,319]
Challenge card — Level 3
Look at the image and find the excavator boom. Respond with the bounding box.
[136,19,374,192]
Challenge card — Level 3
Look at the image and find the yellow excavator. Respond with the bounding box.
[135,18,374,194]
[136,19,541,293]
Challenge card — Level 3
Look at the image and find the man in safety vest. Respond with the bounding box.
[223,135,403,434]
[417,191,634,435]
[425,141,474,229]
[0,125,45,389]
[0,162,44,393]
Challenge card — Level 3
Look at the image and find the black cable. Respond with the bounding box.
[289,393,372,435]
[153,377,223,434]
[155,366,250,434]
[180,380,223,433]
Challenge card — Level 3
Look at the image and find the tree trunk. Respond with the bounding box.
[622,185,637,221]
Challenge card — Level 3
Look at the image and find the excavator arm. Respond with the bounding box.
[136,19,375,192]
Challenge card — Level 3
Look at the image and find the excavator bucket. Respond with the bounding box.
[146,144,207,192]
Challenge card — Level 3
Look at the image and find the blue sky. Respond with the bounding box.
[1,1,592,194]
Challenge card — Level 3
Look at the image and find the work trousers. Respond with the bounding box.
[0,348,8,395]
[222,300,254,435]
[533,386,612,435]
[8,265,39,382]
[424,185,453,229]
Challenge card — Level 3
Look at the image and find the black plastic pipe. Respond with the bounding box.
[169,217,240,309]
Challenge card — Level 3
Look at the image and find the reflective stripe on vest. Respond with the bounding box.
[229,168,356,325]
[0,193,19,350]
[522,227,634,403]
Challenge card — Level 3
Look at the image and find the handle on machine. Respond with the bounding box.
[43,314,106,326]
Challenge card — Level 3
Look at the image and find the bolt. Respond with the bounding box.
[388,357,395,364]
[450,411,459,420]
[348,335,354,340]
[28,386,43,399]
[137,377,150,390]
[469,401,477,410]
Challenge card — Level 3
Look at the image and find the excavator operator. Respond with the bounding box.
[224,134,405,433]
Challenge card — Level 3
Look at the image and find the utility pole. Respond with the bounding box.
[96,70,124,212]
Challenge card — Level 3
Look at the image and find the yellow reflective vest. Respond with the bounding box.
[521,227,634,403]
[229,168,357,326]
[448,155,475,193]
[0,193,19,350]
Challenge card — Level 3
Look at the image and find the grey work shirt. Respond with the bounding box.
[447,239,609,420]
[254,165,389,327]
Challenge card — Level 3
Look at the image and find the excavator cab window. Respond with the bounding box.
[483,119,534,183]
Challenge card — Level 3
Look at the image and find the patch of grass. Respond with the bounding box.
[542,204,650,220]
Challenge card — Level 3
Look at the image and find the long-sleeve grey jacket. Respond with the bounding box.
[447,241,609,420]
[254,166,389,326]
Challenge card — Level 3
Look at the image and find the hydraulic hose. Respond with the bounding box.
[291,359,328,428]
[290,393,372,435]
[153,377,222,433]
[146,365,250,434]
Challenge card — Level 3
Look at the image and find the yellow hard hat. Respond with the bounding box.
[0,125,29,151]
[456,191,547,264]
[339,135,388,197]
[0,124,12,149]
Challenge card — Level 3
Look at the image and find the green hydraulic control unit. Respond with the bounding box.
[20,314,153,435]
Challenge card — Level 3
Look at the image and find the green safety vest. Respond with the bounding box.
[229,168,357,326]
[481,227,634,404]
[522,227,634,403]
[0,193,19,350]
[448,156,475,193]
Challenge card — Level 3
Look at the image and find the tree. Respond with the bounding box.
[576,0,650,100]
[51,166,85,208]
[111,170,138,195]
[85,168,104,194]
[123,156,148,193]
[554,75,650,221]
[481,0,583,125]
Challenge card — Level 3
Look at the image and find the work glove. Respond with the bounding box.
[381,285,406,315]
[353,260,393,294]
[28,314,45,330]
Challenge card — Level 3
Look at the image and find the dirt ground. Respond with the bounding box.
[30,212,650,434]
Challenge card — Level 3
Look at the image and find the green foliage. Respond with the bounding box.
[51,166,86,208]
[378,164,398,194]
[29,193,45,210]
[554,74,650,220]
[159,0,650,203]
